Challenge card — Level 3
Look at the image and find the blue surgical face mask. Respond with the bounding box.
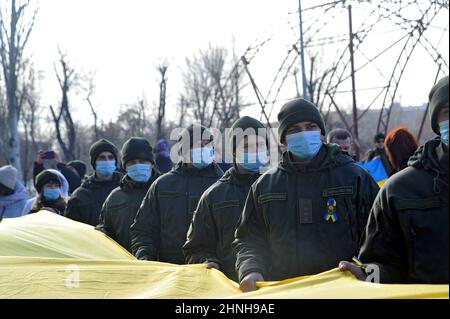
[127,163,152,183]
[287,130,323,160]
[191,147,214,169]
[96,160,116,177]
[43,187,61,201]
[439,120,449,146]
[237,151,268,173]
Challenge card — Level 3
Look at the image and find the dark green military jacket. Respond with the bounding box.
[359,138,449,284]
[130,162,223,264]
[183,167,259,282]
[64,172,123,226]
[233,144,379,282]
[96,169,160,252]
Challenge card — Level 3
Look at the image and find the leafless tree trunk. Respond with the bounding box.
[181,44,244,129]
[85,73,99,141]
[50,49,78,162]
[0,0,36,179]
[156,63,168,140]
[20,63,40,184]
[178,95,187,128]
[306,54,335,113]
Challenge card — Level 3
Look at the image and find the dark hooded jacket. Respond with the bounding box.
[183,167,259,281]
[233,144,379,282]
[359,138,449,284]
[64,171,123,226]
[96,169,160,252]
[130,162,223,264]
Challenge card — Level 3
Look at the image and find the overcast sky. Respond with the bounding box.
[28,0,449,125]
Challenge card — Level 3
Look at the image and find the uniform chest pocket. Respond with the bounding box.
[321,186,356,240]
[212,200,241,223]
[158,191,184,198]
[107,202,130,214]
[158,191,185,226]
[212,200,241,243]
[394,197,443,275]
[394,197,442,233]
[213,200,240,211]
[258,193,288,229]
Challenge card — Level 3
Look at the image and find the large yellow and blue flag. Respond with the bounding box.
[0,211,448,299]
[357,158,389,187]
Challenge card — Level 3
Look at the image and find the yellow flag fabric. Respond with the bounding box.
[0,211,448,299]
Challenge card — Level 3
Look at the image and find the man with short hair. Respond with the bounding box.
[327,128,354,159]
[366,133,395,176]
[65,138,122,226]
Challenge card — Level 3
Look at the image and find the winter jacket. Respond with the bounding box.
[359,138,449,284]
[96,170,160,252]
[64,172,123,226]
[183,167,259,281]
[233,144,379,282]
[130,162,223,264]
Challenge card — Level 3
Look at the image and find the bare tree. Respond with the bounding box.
[0,80,7,164]
[84,72,100,141]
[117,99,149,138]
[181,44,244,130]
[0,0,37,178]
[20,62,41,183]
[50,49,78,162]
[177,94,187,128]
[306,54,335,113]
[156,63,168,140]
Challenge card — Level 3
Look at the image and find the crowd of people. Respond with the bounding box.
[0,76,448,292]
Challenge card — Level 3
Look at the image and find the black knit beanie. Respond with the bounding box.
[277,98,326,143]
[177,124,214,154]
[35,170,62,194]
[229,116,267,157]
[121,137,154,167]
[89,139,119,169]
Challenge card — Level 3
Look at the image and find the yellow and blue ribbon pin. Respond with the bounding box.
[324,197,339,222]
[352,256,363,267]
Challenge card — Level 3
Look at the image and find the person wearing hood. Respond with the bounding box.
[340,76,449,284]
[28,170,67,215]
[22,169,70,215]
[96,137,161,252]
[65,139,123,226]
[0,165,28,219]
[154,139,173,174]
[130,124,223,264]
[183,116,268,281]
[33,151,81,195]
[233,98,379,292]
